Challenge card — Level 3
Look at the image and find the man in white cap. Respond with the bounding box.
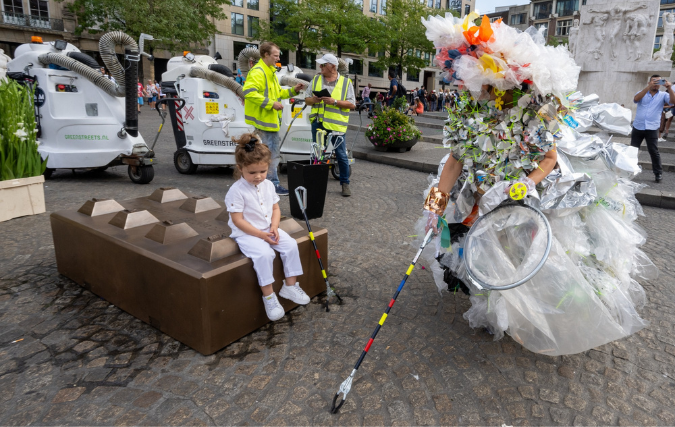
[304,53,356,197]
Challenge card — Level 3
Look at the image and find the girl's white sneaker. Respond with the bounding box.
[279,282,310,305]
[262,293,284,321]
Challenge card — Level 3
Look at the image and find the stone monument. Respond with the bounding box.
[575,0,671,114]
[654,12,675,62]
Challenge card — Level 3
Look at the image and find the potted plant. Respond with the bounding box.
[365,97,422,152]
[0,79,47,222]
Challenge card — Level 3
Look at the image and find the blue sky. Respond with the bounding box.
[475,0,530,14]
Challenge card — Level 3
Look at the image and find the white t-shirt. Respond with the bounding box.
[224,177,280,239]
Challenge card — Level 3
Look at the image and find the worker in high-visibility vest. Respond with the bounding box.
[304,54,356,197]
[243,42,304,195]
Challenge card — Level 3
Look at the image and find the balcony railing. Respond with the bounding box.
[1,11,64,31]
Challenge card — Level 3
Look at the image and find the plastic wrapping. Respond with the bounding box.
[590,103,633,135]
[419,9,655,356]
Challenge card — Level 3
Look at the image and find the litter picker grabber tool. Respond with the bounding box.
[149,98,185,153]
[294,186,342,312]
[330,228,435,414]
[279,100,308,151]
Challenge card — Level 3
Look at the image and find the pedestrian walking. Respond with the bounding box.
[632,75,675,182]
[243,41,305,195]
[429,90,437,111]
[304,53,357,197]
[387,70,399,107]
[223,133,309,321]
[137,78,146,113]
[361,83,373,113]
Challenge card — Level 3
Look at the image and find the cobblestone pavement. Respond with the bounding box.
[1,113,675,426]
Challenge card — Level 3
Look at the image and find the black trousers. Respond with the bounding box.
[630,127,662,175]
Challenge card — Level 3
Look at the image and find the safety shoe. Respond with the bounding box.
[656,173,663,183]
[275,185,289,196]
[341,184,352,197]
[279,282,310,305]
[262,293,284,321]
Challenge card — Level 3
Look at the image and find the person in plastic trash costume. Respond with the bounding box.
[415,12,658,356]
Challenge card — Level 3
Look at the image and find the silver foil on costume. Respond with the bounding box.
[589,103,632,136]
[539,171,597,216]
[600,142,642,178]
[574,110,594,132]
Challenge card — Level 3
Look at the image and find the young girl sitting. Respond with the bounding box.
[224,134,310,321]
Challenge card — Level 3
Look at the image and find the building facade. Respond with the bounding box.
[211,0,475,95]
[1,0,476,94]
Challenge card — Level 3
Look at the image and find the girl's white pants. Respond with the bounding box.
[234,228,304,287]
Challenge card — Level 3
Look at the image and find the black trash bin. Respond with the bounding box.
[288,160,329,220]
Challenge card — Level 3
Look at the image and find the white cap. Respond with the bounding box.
[316,54,338,66]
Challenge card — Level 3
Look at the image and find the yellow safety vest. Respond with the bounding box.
[309,74,350,133]
[243,59,295,132]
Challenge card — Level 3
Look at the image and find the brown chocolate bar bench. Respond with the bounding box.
[50,187,328,355]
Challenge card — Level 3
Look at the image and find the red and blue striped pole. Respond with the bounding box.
[330,229,434,414]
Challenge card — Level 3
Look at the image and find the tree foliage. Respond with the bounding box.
[318,0,385,57]
[251,0,322,62]
[372,0,435,77]
[58,0,230,54]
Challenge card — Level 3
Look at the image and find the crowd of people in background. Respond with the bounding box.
[357,77,460,117]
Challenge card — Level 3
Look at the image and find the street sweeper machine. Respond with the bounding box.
[6,32,157,184]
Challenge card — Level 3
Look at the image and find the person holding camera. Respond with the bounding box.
[633,75,675,183]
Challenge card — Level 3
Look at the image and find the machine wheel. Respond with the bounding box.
[43,168,54,179]
[331,161,351,181]
[174,149,198,174]
[128,165,155,184]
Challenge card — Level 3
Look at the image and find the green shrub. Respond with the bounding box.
[0,80,46,180]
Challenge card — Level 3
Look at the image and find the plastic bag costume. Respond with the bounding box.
[418,13,658,356]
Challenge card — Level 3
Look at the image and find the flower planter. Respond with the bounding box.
[0,175,46,222]
[371,137,418,153]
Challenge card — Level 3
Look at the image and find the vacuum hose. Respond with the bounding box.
[124,48,139,137]
[279,75,309,90]
[38,53,120,97]
[37,31,139,98]
[190,66,245,100]
[238,47,261,77]
[99,31,139,95]
[337,58,349,75]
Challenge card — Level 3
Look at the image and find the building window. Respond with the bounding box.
[489,16,501,23]
[353,0,363,9]
[535,22,548,38]
[407,70,419,81]
[424,52,431,66]
[435,0,441,8]
[427,0,432,7]
[2,0,23,14]
[556,19,572,36]
[659,9,675,28]
[368,62,383,77]
[380,0,386,14]
[533,1,552,20]
[510,13,525,25]
[247,0,259,10]
[348,59,363,75]
[370,0,377,12]
[231,13,244,35]
[464,4,470,15]
[447,0,461,12]
[247,16,259,37]
[30,0,49,18]
[662,0,675,4]
[232,0,243,6]
[655,35,663,50]
[555,0,578,17]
